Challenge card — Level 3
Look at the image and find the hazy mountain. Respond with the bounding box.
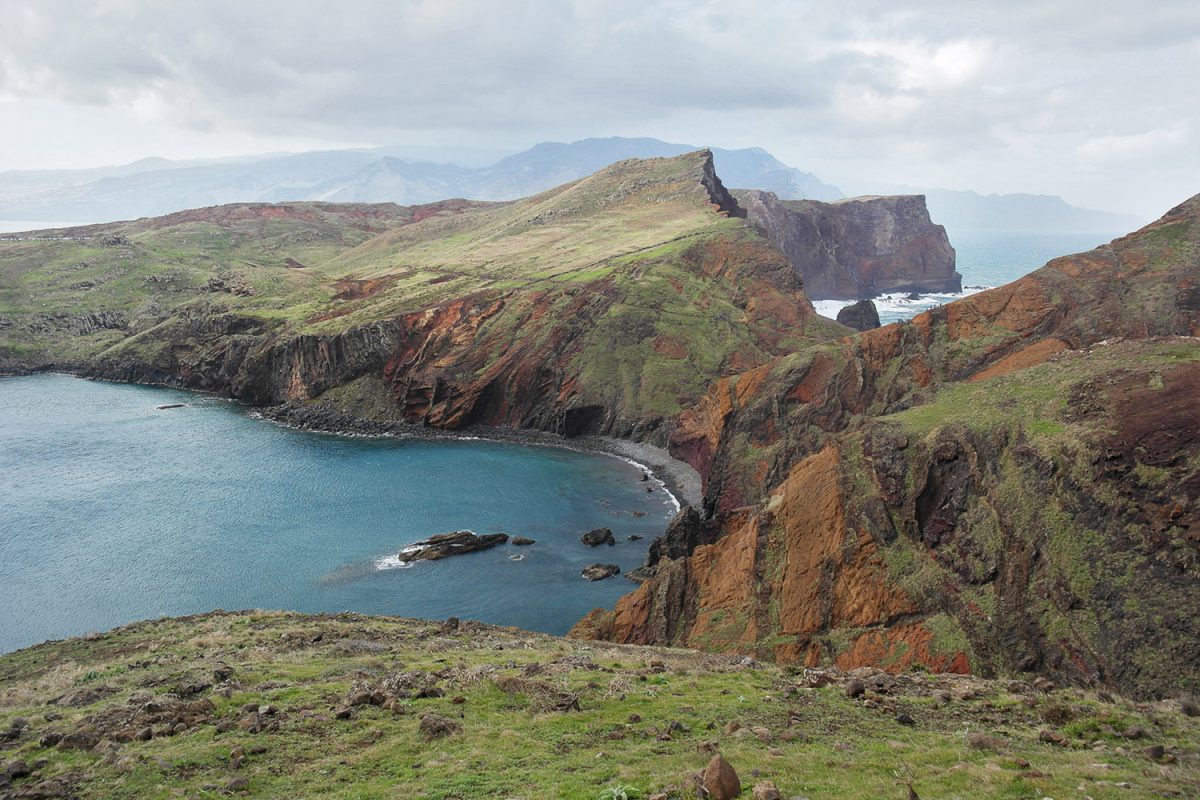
[0,137,840,223]
[909,187,1145,232]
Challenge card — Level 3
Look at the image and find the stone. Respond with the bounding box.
[965,732,1004,750]
[582,564,620,581]
[418,713,461,740]
[1143,744,1165,760]
[395,530,509,562]
[1038,729,1066,746]
[580,528,616,547]
[1180,698,1199,717]
[836,299,881,331]
[702,755,741,800]
[57,730,99,750]
[752,780,782,800]
[511,536,536,546]
[895,712,915,726]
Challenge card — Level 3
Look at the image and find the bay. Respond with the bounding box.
[0,374,675,653]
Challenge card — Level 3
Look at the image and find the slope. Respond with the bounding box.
[578,196,1200,699]
[0,151,844,443]
[0,611,1195,799]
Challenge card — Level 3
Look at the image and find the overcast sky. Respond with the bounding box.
[1,0,1196,217]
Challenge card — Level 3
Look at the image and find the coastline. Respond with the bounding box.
[256,402,702,511]
[0,369,702,511]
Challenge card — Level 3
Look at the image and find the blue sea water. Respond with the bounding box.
[813,229,1128,324]
[0,374,677,653]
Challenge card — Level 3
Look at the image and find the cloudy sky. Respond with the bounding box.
[0,0,1196,217]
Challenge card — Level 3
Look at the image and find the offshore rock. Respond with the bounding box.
[582,564,620,581]
[581,528,616,547]
[836,299,882,331]
[396,531,509,563]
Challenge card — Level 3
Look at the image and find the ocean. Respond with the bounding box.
[0,374,675,653]
[812,229,1128,324]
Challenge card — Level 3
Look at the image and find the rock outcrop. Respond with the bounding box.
[735,190,961,299]
[395,531,509,563]
[835,299,881,330]
[580,196,1200,699]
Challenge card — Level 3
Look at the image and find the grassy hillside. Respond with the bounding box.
[0,151,842,437]
[1,611,1195,799]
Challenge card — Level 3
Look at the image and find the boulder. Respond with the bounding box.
[752,780,782,800]
[582,564,620,581]
[395,531,509,563]
[580,528,616,546]
[511,536,536,546]
[702,755,741,800]
[418,713,461,740]
[835,299,881,331]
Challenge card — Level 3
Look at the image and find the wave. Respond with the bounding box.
[813,285,992,325]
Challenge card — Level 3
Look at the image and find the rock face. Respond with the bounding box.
[736,190,961,300]
[4,152,837,450]
[836,299,881,331]
[578,197,1200,700]
[396,531,509,563]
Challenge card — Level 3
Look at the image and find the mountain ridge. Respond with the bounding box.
[0,138,841,224]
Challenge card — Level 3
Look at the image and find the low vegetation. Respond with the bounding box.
[1,611,1197,798]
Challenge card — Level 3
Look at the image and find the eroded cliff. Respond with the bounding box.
[735,189,961,299]
[577,196,1200,699]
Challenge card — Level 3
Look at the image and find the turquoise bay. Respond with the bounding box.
[0,374,675,653]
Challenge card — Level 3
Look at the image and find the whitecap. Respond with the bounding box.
[374,554,415,570]
[815,286,993,326]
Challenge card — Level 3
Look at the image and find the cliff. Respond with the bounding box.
[4,154,1199,702]
[578,196,1200,699]
[735,190,961,299]
[0,151,844,446]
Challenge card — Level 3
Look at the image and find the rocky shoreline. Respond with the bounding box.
[0,367,702,512]
[256,399,702,509]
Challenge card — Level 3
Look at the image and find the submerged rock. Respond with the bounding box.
[582,564,620,581]
[511,536,536,546]
[396,531,509,563]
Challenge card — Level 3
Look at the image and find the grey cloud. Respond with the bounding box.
[0,0,1196,217]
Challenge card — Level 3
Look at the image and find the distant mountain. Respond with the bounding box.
[908,187,1145,232]
[0,137,841,223]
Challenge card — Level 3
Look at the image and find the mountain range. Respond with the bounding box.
[0,138,838,224]
[0,137,1141,233]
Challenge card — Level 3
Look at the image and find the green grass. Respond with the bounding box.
[1,611,1195,799]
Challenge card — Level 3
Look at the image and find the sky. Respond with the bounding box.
[0,0,1196,218]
